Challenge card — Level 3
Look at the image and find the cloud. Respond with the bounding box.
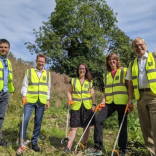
[106,0,156,52]
[0,0,156,63]
[0,0,56,62]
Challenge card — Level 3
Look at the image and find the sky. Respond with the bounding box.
[0,0,156,65]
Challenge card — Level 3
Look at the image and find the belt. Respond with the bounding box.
[139,88,151,92]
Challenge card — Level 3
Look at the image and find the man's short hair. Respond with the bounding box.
[132,37,146,48]
[36,54,46,61]
[0,39,10,48]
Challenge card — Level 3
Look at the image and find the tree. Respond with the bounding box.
[25,0,134,89]
[106,27,136,67]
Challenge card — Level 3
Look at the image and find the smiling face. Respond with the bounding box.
[132,39,146,58]
[78,64,86,78]
[0,43,10,57]
[36,56,46,71]
[108,57,117,70]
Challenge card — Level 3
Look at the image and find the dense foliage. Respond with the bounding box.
[25,0,135,89]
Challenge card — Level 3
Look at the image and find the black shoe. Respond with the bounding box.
[0,138,10,147]
[64,147,71,153]
[120,150,126,156]
[32,144,40,152]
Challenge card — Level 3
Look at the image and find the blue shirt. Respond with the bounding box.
[0,56,9,92]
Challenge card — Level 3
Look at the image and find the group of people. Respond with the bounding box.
[0,37,156,156]
[0,39,51,155]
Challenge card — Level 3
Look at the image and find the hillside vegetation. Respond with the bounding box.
[0,54,149,156]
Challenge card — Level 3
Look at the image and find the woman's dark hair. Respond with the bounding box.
[106,52,122,72]
[76,63,92,81]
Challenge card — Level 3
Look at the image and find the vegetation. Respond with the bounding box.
[0,53,149,156]
[25,0,136,90]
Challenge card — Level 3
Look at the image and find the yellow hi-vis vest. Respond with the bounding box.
[26,68,50,104]
[71,77,93,110]
[0,59,15,92]
[103,67,128,104]
[130,52,156,100]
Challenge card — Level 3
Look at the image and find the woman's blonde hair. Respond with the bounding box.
[106,52,122,72]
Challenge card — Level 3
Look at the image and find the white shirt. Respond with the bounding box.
[21,68,51,99]
[125,52,150,89]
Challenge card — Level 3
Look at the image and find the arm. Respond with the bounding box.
[45,72,51,109]
[67,84,73,101]
[91,87,96,112]
[100,90,106,105]
[125,67,134,112]
[127,80,134,105]
[21,72,28,104]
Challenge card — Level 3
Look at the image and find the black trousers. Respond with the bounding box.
[94,103,127,150]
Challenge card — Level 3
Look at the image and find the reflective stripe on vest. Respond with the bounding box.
[71,77,93,110]
[103,68,128,104]
[130,52,156,100]
[26,68,50,104]
[0,59,15,92]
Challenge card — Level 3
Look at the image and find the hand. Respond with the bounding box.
[91,105,96,112]
[45,100,50,109]
[22,96,27,105]
[128,103,134,113]
[99,102,105,108]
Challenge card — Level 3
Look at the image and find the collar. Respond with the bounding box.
[34,67,45,72]
[137,52,148,60]
[0,55,7,60]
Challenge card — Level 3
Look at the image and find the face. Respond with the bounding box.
[79,64,86,77]
[133,39,146,58]
[0,43,10,57]
[108,57,117,70]
[36,57,46,71]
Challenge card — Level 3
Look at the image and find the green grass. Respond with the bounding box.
[0,100,149,156]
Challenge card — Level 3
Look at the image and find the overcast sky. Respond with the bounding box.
[0,0,156,65]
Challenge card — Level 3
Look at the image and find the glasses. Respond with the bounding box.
[79,68,86,70]
[134,44,144,48]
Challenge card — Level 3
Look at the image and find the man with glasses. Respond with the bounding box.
[0,39,15,147]
[126,37,156,156]
[16,54,51,155]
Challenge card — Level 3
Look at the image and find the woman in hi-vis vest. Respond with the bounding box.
[87,52,131,156]
[64,63,96,153]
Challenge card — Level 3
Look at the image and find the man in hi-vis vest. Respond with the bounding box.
[126,37,156,156]
[16,54,51,155]
[0,39,14,147]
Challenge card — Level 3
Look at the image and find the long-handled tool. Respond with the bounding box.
[16,98,28,156]
[61,100,74,144]
[111,104,134,156]
[21,98,27,149]
[75,104,105,153]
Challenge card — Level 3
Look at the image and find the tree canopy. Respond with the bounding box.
[25,0,135,89]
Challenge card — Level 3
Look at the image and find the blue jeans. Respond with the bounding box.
[19,102,45,146]
[0,91,9,139]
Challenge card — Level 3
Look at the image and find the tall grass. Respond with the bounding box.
[0,53,149,156]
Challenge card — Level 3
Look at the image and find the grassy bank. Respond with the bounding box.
[0,54,149,156]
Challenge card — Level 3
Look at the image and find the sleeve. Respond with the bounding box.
[21,71,28,96]
[47,72,51,100]
[125,67,132,80]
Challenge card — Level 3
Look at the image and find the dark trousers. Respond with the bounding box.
[19,102,45,146]
[0,91,9,139]
[94,103,127,150]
